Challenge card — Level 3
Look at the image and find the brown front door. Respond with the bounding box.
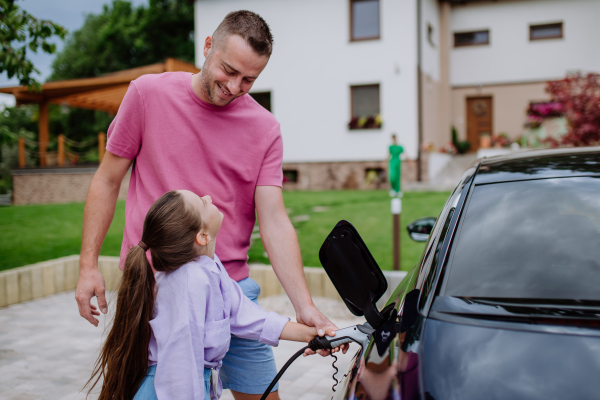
[466,96,493,152]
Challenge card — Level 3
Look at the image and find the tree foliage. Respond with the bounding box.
[0,105,36,193]
[546,72,600,147]
[49,0,195,81]
[42,0,195,151]
[0,0,195,188]
[0,0,67,89]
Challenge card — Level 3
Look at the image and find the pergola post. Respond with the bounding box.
[58,134,65,166]
[38,101,49,166]
[98,132,106,163]
[18,137,25,168]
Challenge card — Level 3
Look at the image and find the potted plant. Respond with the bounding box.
[480,132,492,149]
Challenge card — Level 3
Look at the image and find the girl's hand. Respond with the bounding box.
[302,329,343,357]
[280,322,342,356]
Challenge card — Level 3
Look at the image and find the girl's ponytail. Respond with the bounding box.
[85,191,202,400]
[86,244,156,400]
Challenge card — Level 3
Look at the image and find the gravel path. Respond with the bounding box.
[0,291,364,400]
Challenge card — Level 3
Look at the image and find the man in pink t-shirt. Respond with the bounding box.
[75,11,340,400]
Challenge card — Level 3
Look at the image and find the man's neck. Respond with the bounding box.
[191,73,213,104]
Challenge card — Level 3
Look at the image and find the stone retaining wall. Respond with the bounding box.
[11,168,131,205]
[10,156,428,204]
[0,256,407,309]
[282,157,427,191]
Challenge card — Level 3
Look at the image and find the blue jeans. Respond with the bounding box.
[133,365,211,399]
[219,277,279,394]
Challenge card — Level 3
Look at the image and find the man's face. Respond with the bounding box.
[200,34,269,106]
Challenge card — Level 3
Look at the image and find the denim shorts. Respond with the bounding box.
[133,365,211,399]
[219,277,279,394]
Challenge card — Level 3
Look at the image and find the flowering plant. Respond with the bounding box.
[525,115,544,128]
[348,114,382,129]
[546,72,600,146]
[527,102,564,118]
[440,142,457,154]
[492,132,511,147]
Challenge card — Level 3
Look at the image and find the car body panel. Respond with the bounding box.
[422,318,600,400]
[336,148,600,400]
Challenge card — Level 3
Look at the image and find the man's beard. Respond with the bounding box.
[200,53,237,106]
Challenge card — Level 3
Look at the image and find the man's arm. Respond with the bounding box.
[255,186,341,344]
[75,151,132,326]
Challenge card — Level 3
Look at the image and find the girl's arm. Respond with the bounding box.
[280,321,317,343]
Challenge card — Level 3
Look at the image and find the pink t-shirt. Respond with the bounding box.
[106,72,283,281]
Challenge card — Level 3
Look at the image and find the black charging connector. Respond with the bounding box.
[308,336,334,351]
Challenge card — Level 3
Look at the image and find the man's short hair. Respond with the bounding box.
[213,10,273,57]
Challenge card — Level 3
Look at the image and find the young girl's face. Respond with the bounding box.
[179,190,224,237]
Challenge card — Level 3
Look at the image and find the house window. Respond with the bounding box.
[283,169,298,183]
[427,23,435,47]
[350,0,380,41]
[454,30,489,47]
[249,91,272,112]
[530,22,563,41]
[364,167,385,187]
[349,84,381,130]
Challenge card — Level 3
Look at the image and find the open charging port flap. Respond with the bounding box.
[319,220,391,329]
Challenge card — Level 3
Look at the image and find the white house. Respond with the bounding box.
[194,0,599,189]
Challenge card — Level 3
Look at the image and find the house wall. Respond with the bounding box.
[421,0,448,150]
[448,0,599,144]
[450,0,600,86]
[194,0,420,162]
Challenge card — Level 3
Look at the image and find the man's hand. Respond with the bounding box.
[75,267,107,327]
[297,304,349,356]
[77,151,130,325]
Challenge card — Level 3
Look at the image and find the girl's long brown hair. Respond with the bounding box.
[86,191,202,400]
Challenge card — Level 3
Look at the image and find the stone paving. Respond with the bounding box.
[0,291,363,400]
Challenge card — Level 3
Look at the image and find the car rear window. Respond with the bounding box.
[444,177,600,300]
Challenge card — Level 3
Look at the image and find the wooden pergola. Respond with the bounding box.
[0,58,199,166]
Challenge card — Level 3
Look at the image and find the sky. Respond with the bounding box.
[0,0,148,107]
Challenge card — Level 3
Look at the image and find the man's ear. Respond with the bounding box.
[203,36,213,59]
[196,231,212,246]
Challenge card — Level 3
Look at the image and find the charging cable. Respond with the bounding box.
[259,323,375,400]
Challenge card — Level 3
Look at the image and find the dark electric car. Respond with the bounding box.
[335,147,600,400]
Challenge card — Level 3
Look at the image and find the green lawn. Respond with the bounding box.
[0,201,126,271]
[0,190,450,272]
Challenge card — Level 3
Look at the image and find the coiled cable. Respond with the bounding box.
[330,354,339,392]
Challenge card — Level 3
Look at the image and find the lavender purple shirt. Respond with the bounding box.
[147,254,289,399]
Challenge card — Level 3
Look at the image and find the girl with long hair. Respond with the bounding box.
[86,190,323,400]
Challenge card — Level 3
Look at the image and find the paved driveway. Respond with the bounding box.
[0,292,362,400]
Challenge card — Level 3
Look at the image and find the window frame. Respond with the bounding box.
[349,83,381,130]
[349,0,381,42]
[282,169,298,183]
[453,29,490,47]
[248,91,272,113]
[427,23,436,48]
[529,22,563,41]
